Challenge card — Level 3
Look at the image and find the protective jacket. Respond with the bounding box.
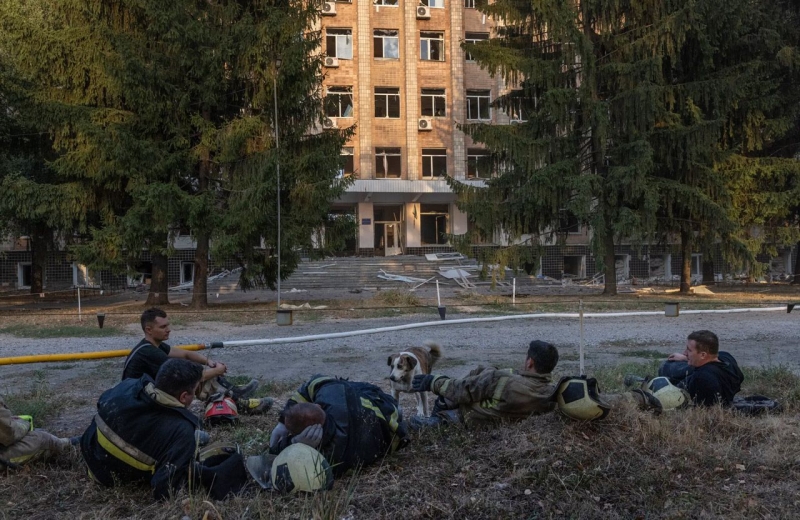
[80,376,200,500]
[680,351,744,407]
[431,366,556,428]
[273,375,408,476]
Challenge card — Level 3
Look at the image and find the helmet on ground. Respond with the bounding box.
[270,444,334,493]
[643,376,689,411]
[555,376,611,421]
[204,394,239,426]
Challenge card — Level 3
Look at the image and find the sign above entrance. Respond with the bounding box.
[361,218,371,225]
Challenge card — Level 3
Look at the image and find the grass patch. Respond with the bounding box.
[590,360,663,392]
[5,368,800,519]
[2,370,61,422]
[373,290,420,307]
[0,323,123,338]
[625,349,668,359]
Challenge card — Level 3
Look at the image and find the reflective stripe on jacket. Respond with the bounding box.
[80,376,199,500]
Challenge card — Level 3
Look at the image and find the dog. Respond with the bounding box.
[387,341,442,417]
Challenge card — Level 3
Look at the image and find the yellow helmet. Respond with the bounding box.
[644,377,689,411]
[555,376,611,421]
[271,444,334,493]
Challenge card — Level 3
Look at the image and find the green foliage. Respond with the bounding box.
[0,323,122,338]
[0,0,352,303]
[452,0,799,293]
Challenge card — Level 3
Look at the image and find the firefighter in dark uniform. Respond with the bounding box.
[80,359,247,500]
[268,375,409,477]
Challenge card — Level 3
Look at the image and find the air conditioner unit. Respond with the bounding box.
[418,117,432,131]
[323,117,339,129]
[416,6,430,19]
[324,56,339,68]
[322,1,336,15]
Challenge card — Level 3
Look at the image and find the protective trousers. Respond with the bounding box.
[0,430,67,465]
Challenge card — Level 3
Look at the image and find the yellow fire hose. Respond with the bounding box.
[0,344,208,366]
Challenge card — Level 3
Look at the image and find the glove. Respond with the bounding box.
[291,423,323,449]
[411,374,445,393]
[269,422,290,451]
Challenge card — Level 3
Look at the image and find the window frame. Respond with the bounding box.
[466,89,492,121]
[466,148,492,179]
[325,28,353,60]
[374,87,401,118]
[420,88,446,117]
[464,32,489,62]
[420,0,445,7]
[373,0,399,5]
[375,147,402,179]
[420,31,445,62]
[338,147,355,178]
[325,86,354,118]
[421,148,447,179]
[464,0,476,8]
[373,29,400,59]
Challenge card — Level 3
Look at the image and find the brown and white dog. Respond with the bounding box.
[387,341,442,417]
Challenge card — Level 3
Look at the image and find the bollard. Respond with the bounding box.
[276,309,293,326]
[437,306,446,320]
[665,302,680,317]
[97,313,106,329]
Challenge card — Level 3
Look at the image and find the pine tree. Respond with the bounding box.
[1,1,351,307]
[452,0,786,295]
[0,55,85,293]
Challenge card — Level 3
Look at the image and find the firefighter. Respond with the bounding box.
[267,375,409,477]
[79,359,247,500]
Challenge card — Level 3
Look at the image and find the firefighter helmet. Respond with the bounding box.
[555,376,611,421]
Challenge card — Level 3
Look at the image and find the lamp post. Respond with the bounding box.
[273,58,282,315]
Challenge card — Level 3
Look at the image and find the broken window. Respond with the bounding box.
[421,88,446,117]
[421,148,447,178]
[326,28,353,59]
[466,89,491,120]
[420,204,449,245]
[467,148,491,179]
[420,32,445,61]
[375,87,401,118]
[325,86,354,118]
[375,147,401,178]
[374,29,400,59]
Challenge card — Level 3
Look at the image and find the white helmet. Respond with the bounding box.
[271,444,334,493]
[555,376,611,421]
[644,377,689,411]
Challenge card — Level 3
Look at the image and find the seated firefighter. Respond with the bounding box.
[1,396,74,468]
[409,340,559,429]
[267,375,409,478]
[80,359,249,500]
[656,330,744,407]
[123,307,271,415]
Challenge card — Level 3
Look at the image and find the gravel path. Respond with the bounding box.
[2,308,798,386]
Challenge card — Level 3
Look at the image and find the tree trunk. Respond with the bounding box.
[680,230,692,294]
[793,242,800,285]
[601,217,617,295]
[191,146,211,309]
[191,232,209,309]
[146,251,170,306]
[29,227,49,294]
[702,259,715,284]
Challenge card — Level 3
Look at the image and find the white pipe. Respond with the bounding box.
[436,280,441,307]
[215,306,788,348]
[77,286,81,322]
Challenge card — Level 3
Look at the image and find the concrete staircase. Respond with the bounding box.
[280,255,538,292]
[281,256,449,292]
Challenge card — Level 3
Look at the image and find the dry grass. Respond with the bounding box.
[2,365,799,519]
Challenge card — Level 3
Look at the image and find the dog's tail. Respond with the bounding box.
[425,341,442,368]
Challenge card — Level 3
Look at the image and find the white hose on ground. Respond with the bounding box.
[214,306,788,348]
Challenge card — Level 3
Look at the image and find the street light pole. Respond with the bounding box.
[273,59,282,311]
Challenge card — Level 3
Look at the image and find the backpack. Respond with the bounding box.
[731,395,782,416]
